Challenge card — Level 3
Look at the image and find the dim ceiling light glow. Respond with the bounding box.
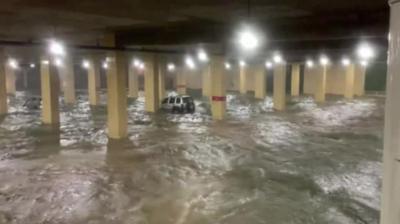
[320,56,329,66]
[185,56,196,69]
[342,58,351,66]
[361,60,369,67]
[225,62,231,70]
[102,62,108,69]
[357,43,374,60]
[238,29,259,51]
[133,59,141,68]
[42,60,49,65]
[306,60,314,68]
[8,59,18,69]
[139,62,145,70]
[49,40,65,56]
[54,58,63,67]
[273,54,283,64]
[197,50,208,62]
[82,60,90,69]
[265,61,273,68]
[167,63,175,71]
[239,60,246,67]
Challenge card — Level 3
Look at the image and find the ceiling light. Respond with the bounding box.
[357,43,374,60]
[42,60,49,65]
[238,29,259,51]
[273,54,283,64]
[139,62,145,70]
[360,60,369,67]
[54,58,63,67]
[185,56,196,69]
[225,62,231,70]
[342,58,351,66]
[133,59,141,68]
[102,62,108,69]
[265,61,273,68]
[30,63,35,68]
[8,59,18,69]
[320,56,329,66]
[197,50,208,62]
[82,60,90,69]
[167,63,175,72]
[306,60,314,68]
[49,40,65,56]
[239,60,246,67]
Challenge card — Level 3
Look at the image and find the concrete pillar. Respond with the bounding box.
[314,65,327,103]
[0,55,7,115]
[344,64,355,99]
[5,65,16,95]
[40,57,60,125]
[254,64,266,99]
[303,66,316,95]
[354,64,366,96]
[107,52,128,139]
[202,64,211,97]
[273,64,286,110]
[158,59,166,100]
[128,63,139,98]
[144,54,160,112]
[61,57,76,104]
[239,66,247,94]
[210,56,226,120]
[176,67,186,95]
[291,64,300,96]
[380,1,400,223]
[88,56,101,106]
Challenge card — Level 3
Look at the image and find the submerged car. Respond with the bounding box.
[23,96,41,110]
[161,95,195,113]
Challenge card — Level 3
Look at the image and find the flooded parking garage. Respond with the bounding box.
[0,91,384,224]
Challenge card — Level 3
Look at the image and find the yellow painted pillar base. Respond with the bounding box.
[176,67,186,95]
[354,65,366,96]
[210,56,226,120]
[202,65,211,97]
[239,66,247,94]
[88,56,101,106]
[254,64,266,99]
[0,57,7,115]
[40,57,60,125]
[291,64,300,96]
[5,65,16,95]
[144,54,160,112]
[107,52,128,139]
[344,64,355,99]
[62,57,76,104]
[314,66,327,103]
[273,65,287,110]
[158,59,166,100]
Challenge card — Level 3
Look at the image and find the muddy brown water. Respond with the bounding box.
[0,90,384,224]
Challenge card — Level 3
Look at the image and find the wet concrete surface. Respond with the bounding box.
[0,90,384,224]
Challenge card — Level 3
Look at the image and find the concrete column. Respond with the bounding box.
[291,64,300,96]
[354,64,366,96]
[254,64,266,99]
[344,64,355,99]
[128,63,139,98]
[61,57,76,104]
[210,56,226,120]
[88,56,101,105]
[239,66,247,94]
[107,52,128,139]
[0,55,7,115]
[303,66,316,95]
[5,65,16,95]
[202,64,211,97]
[380,1,400,223]
[273,64,286,110]
[314,65,327,103]
[158,59,166,100]
[176,67,186,95]
[144,54,160,112]
[40,57,60,125]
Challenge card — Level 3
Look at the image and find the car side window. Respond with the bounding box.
[162,98,168,104]
[176,97,181,104]
[169,97,175,104]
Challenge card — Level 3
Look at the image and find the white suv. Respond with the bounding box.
[161,95,195,113]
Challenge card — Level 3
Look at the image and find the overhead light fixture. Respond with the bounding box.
[225,62,231,70]
[102,62,108,69]
[42,60,50,65]
[185,56,196,69]
[320,56,329,66]
[357,43,374,60]
[238,29,259,51]
[265,61,273,69]
[239,60,246,67]
[8,58,18,69]
[139,62,145,70]
[197,50,208,62]
[360,60,369,67]
[167,63,175,72]
[342,58,351,66]
[54,58,63,67]
[82,60,90,69]
[133,59,141,68]
[49,40,65,56]
[306,60,314,68]
[273,54,283,64]
[30,63,35,68]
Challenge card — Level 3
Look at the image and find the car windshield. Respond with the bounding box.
[182,97,193,103]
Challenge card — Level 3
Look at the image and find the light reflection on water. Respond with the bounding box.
[0,90,384,224]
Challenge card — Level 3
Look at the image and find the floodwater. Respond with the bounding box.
[0,90,384,224]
